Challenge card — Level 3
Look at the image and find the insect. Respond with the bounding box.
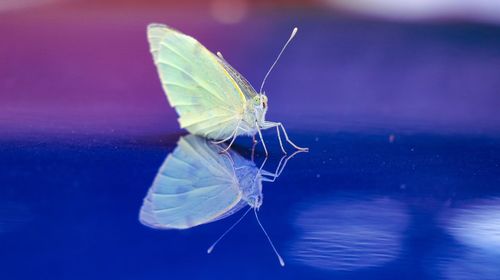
[147,23,308,155]
[139,135,303,266]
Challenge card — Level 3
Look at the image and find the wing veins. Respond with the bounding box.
[159,41,191,63]
[152,182,236,213]
[180,114,237,128]
[158,61,231,106]
[152,182,233,198]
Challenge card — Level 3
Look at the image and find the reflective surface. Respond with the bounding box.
[1,132,500,279]
[291,196,409,271]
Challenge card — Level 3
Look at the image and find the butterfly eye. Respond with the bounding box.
[254,97,261,106]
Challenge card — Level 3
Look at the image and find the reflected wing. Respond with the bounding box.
[210,200,248,223]
[139,135,243,229]
[148,24,246,140]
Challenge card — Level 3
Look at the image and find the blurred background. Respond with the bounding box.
[1,0,500,139]
[1,1,500,280]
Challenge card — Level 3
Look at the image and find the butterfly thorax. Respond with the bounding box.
[239,94,268,136]
[235,165,263,208]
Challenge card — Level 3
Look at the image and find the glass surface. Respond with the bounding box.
[1,131,500,279]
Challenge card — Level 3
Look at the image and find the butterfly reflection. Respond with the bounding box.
[139,135,302,266]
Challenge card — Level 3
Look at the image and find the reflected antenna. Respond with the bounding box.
[254,208,285,266]
[207,207,252,254]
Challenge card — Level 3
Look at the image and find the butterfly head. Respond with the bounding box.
[252,94,268,109]
[251,94,268,124]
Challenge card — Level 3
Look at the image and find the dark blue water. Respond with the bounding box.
[1,131,499,279]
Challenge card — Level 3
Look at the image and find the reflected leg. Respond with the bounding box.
[261,150,305,182]
[219,133,238,153]
[251,138,259,162]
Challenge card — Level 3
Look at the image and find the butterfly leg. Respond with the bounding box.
[256,123,269,157]
[279,123,308,151]
[212,119,242,145]
[212,134,234,145]
[259,122,285,154]
[219,133,238,153]
[276,126,287,154]
[263,121,308,152]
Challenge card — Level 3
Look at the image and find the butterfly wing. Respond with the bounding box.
[148,24,247,140]
[209,200,248,223]
[139,135,243,230]
[216,55,258,101]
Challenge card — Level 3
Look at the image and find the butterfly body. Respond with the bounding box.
[235,164,264,209]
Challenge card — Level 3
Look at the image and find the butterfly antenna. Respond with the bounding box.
[207,207,252,254]
[259,27,298,94]
[254,208,285,266]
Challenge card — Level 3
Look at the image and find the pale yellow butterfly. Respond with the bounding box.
[147,23,308,155]
[139,135,303,266]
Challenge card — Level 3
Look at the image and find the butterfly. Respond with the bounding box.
[147,23,308,155]
[139,135,303,266]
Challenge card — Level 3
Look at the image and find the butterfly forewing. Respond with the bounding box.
[147,24,247,140]
[216,56,258,100]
